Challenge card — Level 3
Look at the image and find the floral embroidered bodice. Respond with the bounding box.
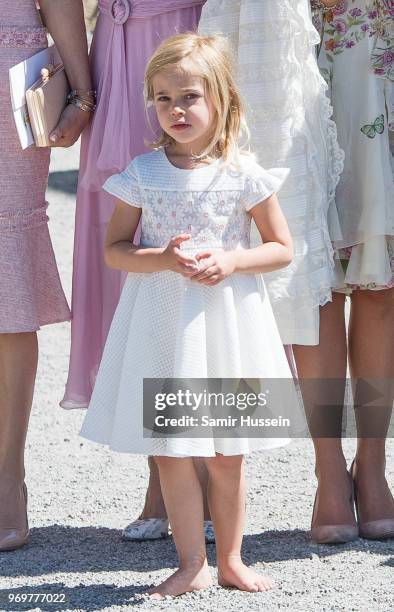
[103,148,287,253]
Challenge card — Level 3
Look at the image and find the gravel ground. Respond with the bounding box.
[0,145,393,612]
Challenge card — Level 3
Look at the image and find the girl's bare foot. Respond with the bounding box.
[148,563,213,599]
[218,558,274,592]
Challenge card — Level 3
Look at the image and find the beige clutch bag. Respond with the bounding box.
[26,63,69,147]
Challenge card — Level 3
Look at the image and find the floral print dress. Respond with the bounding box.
[312,0,394,290]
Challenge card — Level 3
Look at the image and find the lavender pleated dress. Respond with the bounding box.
[61,0,205,408]
[0,0,70,333]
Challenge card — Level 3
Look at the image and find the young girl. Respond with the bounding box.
[81,32,295,597]
[61,0,207,543]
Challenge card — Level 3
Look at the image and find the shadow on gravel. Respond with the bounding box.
[0,583,154,610]
[380,556,394,567]
[1,525,392,582]
[48,170,79,194]
[0,525,215,578]
[242,530,394,564]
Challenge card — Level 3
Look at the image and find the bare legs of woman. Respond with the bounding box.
[0,332,38,551]
[293,293,357,541]
[349,289,394,536]
[149,455,273,598]
[293,289,394,541]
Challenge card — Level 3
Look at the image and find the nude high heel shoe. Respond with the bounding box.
[351,460,394,540]
[310,473,359,544]
[0,483,29,552]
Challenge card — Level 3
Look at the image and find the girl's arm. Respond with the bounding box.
[193,193,293,285]
[235,192,293,273]
[105,201,201,274]
[38,0,92,146]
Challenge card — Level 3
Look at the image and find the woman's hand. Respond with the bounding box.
[191,250,237,285]
[49,104,91,147]
[162,235,200,277]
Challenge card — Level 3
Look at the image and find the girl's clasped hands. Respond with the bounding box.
[163,233,235,286]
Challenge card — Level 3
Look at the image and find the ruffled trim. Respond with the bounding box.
[0,202,49,232]
[334,236,394,290]
[265,1,343,305]
[296,0,344,291]
[244,166,290,210]
[0,26,47,48]
[319,83,345,238]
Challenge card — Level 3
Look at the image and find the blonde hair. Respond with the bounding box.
[144,32,249,162]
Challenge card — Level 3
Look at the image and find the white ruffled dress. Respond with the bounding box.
[80,149,300,456]
[199,0,344,344]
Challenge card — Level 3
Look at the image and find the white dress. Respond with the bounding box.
[199,0,345,344]
[80,149,302,456]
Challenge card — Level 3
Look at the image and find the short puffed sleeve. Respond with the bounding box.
[102,161,142,208]
[243,163,290,212]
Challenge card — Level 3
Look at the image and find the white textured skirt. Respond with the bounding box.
[80,271,302,456]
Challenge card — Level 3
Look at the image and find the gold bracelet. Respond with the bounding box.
[70,89,96,96]
[67,90,96,107]
[67,93,96,104]
[69,97,96,113]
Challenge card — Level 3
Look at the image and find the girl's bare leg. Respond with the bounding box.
[138,458,210,520]
[205,454,273,592]
[349,289,394,524]
[293,293,357,528]
[192,458,211,520]
[148,456,212,598]
[0,333,38,549]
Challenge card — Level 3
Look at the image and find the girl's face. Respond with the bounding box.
[152,60,215,153]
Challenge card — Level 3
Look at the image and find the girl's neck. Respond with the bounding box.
[166,143,219,170]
